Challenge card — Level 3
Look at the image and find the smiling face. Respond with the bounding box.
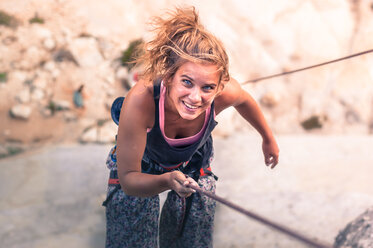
[165,61,221,120]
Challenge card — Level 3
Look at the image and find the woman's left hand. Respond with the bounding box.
[262,137,279,169]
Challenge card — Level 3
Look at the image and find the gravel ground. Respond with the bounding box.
[1,134,373,248]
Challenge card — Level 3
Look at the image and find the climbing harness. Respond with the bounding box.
[188,183,333,248]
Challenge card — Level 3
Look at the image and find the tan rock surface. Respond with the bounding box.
[1,0,373,150]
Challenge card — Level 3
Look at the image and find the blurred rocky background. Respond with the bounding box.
[0,0,372,157]
[1,0,373,247]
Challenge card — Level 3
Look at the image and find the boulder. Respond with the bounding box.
[33,71,50,90]
[260,91,281,108]
[115,67,129,81]
[98,121,117,144]
[31,88,45,102]
[79,121,116,144]
[80,127,98,143]
[43,37,56,51]
[18,46,48,70]
[63,111,78,122]
[30,25,52,41]
[52,99,71,111]
[16,89,31,103]
[334,207,373,248]
[0,145,8,158]
[69,37,103,68]
[42,61,60,79]
[9,104,32,120]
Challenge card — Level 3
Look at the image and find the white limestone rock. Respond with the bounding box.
[18,46,48,70]
[53,100,71,111]
[69,37,104,68]
[32,75,49,90]
[63,111,78,122]
[98,121,117,144]
[80,127,98,143]
[10,104,32,120]
[30,25,52,41]
[31,88,45,102]
[43,38,56,51]
[115,67,129,81]
[335,207,373,248]
[16,89,31,103]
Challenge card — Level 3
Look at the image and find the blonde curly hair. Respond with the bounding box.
[136,6,230,87]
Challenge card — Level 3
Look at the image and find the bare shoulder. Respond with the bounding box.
[120,79,155,129]
[214,78,245,114]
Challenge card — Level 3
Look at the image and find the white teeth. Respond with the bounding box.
[184,102,198,109]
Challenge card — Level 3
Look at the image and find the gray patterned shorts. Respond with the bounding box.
[104,148,217,248]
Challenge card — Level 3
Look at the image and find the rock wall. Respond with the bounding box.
[0,0,372,153]
[335,207,373,248]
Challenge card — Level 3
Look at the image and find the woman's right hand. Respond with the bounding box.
[167,171,198,198]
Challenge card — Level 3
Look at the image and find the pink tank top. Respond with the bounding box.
[159,82,211,147]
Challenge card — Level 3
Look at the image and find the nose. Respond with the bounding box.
[189,87,202,103]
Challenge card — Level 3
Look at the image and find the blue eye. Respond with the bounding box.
[203,85,215,91]
[182,79,192,86]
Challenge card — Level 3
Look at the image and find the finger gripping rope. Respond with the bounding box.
[187,184,333,248]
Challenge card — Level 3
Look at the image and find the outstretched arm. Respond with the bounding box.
[215,78,279,168]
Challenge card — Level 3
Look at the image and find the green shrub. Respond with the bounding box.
[120,39,143,70]
[79,32,92,38]
[47,100,56,114]
[29,13,44,24]
[0,146,24,159]
[0,72,7,83]
[24,79,33,85]
[7,146,23,156]
[97,119,109,127]
[0,10,17,27]
[301,115,323,130]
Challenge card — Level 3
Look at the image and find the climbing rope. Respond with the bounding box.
[188,184,333,248]
[185,49,373,248]
[242,48,373,84]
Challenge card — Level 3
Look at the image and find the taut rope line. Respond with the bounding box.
[242,48,373,84]
[188,184,333,248]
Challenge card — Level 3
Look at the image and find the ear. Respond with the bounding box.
[215,81,226,96]
[164,74,175,89]
[163,78,170,89]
